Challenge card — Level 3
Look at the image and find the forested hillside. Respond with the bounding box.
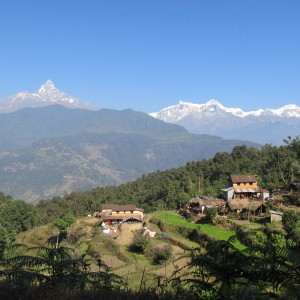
[1,136,298,236]
[35,136,300,222]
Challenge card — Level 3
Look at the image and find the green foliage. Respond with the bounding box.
[205,207,217,224]
[129,236,149,254]
[0,244,123,297]
[283,209,299,237]
[171,234,300,299]
[0,198,38,242]
[148,244,173,265]
[0,225,9,258]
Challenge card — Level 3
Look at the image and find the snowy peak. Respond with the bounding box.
[150,99,300,121]
[38,80,56,94]
[150,99,245,122]
[0,80,98,113]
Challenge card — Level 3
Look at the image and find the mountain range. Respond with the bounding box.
[149,100,300,145]
[0,105,258,203]
[0,81,296,202]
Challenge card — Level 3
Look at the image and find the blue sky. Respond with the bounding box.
[0,0,300,113]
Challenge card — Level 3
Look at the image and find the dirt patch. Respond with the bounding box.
[115,222,142,246]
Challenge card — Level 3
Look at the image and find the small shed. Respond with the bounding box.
[269,210,283,222]
[221,187,235,201]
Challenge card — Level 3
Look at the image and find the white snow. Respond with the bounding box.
[150,99,300,121]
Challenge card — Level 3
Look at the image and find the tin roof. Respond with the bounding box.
[101,204,144,212]
[231,175,257,183]
[189,197,225,207]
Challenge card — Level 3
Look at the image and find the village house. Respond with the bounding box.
[227,198,266,215]
[98,204,144,223]
[221,175,269,201]
[186,196,226,214]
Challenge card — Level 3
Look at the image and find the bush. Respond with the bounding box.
[282,194,300,206]
[149,244,173,265]
[178,209,193,221]
[283,210,299,237]
[129,236,149,254]
[188,228,215,245]
[205,207,217,224]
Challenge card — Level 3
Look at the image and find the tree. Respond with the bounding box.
[282,210,298,238]
[53,213,75,248]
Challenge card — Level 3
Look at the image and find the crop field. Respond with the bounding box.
[153,212,245,250]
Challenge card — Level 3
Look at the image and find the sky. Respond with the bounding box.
[0,0,300,113]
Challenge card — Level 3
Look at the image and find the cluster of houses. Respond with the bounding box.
[186,175,272,218]
[97,175,282,226]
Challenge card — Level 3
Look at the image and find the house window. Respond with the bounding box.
[237,183,240,186]
[250,182,253,185]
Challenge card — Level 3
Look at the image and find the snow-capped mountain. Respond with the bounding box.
[150,99,300,120]
[0,80,97,113]
[149,100,300,145]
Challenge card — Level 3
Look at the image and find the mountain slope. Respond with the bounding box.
[0,106,258,202]
[149,100,300,145]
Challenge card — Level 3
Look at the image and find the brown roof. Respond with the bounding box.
[189,197,225,207]
[101,214,143,221]
[101,204,144,212]
[231,175,257,183]
[228,199,265,211]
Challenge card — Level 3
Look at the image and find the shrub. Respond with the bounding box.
[283,210,299,237]
[178,209,193,221]
[149,244,173,265]
[188,228,215,245]
[129,236,149,254]
[205,207,217,224]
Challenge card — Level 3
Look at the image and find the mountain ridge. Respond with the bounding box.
[149,99,300,119]
[0,105,259,202]
[149,100,300,145]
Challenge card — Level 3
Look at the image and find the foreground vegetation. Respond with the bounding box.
[0,213,299,300]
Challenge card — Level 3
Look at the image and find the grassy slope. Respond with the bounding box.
[14,212,246,289]
[152,211,245,250]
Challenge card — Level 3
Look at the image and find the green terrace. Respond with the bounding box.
[153,212,245,250]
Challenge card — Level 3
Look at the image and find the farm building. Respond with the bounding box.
[221,175,269,201]
[187,196,226,213]
[98,204,144,222]
[227,198,266,215]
